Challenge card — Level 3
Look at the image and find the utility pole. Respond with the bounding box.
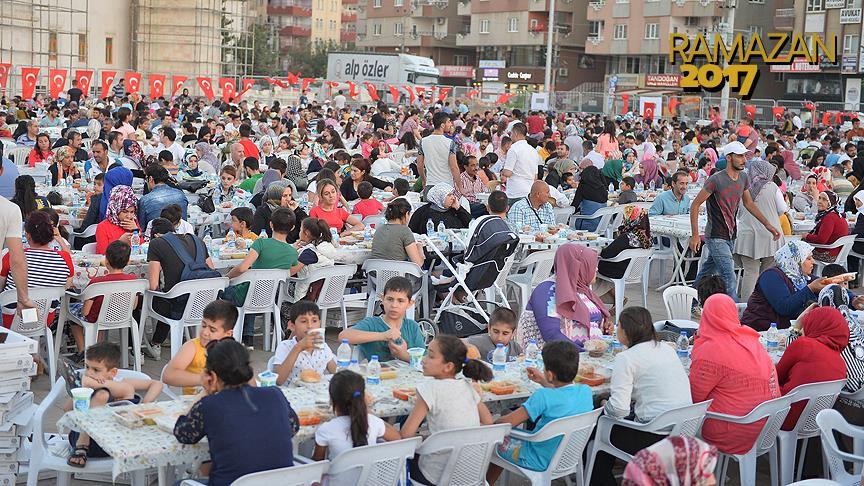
[544,0,556,102]
[719,0,736,119]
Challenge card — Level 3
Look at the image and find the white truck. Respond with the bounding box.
[326,52,440,87]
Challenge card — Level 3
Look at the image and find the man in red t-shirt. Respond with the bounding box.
[526,111,546,137]
[237,123,260,160]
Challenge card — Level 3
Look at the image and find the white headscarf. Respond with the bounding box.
[774,240,815,290]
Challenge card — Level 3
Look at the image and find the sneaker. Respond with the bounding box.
[142,343,161,360]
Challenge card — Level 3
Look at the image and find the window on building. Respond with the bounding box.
[373,23,382,35]
[373,0,381,7]
[78,33,87,63]
[395,0,403,5]
[806,0,823,11]
[508,17,518,32]
[613,24,627,40]
[480,19,490,34]
[48,32,57,61]
[848,0,862,7]
[617,0,629,3]
[588,20,604,37]
[453,54,468,66]
[395,23,403,35]
[645,23,659,39]
[331,20,337,30]
[529,18,538,30]
[623,56,641,73]
[845,34,860,53]
[105,36,113,64]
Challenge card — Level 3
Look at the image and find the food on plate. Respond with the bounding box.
[577,372,607,387]
[583,339,608,357]
[392,388,417,401]
[466,344,481,360]
[821,273,856,285]
[380,370,398,380]
[489,382,517,395]
[297,410,322,426]
[522,225,533,233]
[577,362,596,376]
[547,226,560,235]
[480,380,516,392]
[300,369,321,383]
[586,233,598,241]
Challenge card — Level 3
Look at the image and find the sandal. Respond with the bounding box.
[67,445,88,468]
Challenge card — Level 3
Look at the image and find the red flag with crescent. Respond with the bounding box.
[125,71,142,94]
[347,81,358,99]
[264,77,287,88]
[668,98,681,116]
[804,102,816,111]
[836,111,844,125]
[466,89,480,100]
[197,77,215,101]
[403,85,415,105]
[171,75,187,98]
[497,93,517,105]
[388,85,400,104]
[326,81,339,89]
[149,74,166,99]
[745,105,756,120]
[286,72,299,87]
[772,106,785,119]
[822,111,832,126]
[415,86,426,105]
[21,67,39,100]
[364,82,379,101]
[219,77,237,103]
[0,63,11,92]
[438,87,451,103]
[48,69,67,99]
[643,102,655,121]
[429,87,437,104]
[302,78,315,92]
[620,94,630,114]
[100,70,116,99]
[237,78,255,99]
[74,70,94,97]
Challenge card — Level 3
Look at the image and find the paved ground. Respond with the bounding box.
[29,271,784,485]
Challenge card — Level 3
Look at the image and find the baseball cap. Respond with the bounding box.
[723,141,747,156]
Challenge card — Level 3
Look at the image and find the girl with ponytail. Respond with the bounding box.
[288,217,336,301]
[312,370,400,464]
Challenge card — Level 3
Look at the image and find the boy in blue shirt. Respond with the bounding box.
[486,340,594,482]
[339,276,425,362]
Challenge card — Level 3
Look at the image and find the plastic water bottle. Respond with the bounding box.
[330,228,340,247]
[130,230,141,255]
[649,179,656,191]
[65,175,73,188]
[437,221,446,240]
[766,322,780,353]
[225,229,237,250]
[203,234,213,257]
[366,355,381,385]
[21,231,27,246]
[426,218,435,237]
[71,190,80,207]
[608,182,615,194]
[349,359,360,373]
[259,229,267,240]
[676,331,690,365]
[524,339,540,369]
[336,339,352,370]
[492,344,507,372]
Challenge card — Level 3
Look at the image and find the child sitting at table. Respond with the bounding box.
[229,207,259,241]
[78,173,104,232]
[273,301,337,386]
[339,276,425,362]
[68,240,138,361]
[393,178,410,197]
[312,370,401,464]
[66,342,163,468]
[562,172,578,190]
[400,335,493,484]
[351,181,384,219]
[467,307,521,363]
[174,339,299,486]
[163,300,236,395]
[144,203,194,238]
[617,176,637,205]
[486,340,593,484]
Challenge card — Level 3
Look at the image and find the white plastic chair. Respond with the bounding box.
[58,279,148,372]
[777,379,845,485]
[568,205,622,238]
[181,460,330,486]
[811,234,858,274]
[706,394,793,486]
[492,408,603,486]
[505,249,556,312]
[786,480,842,485]
[81,242,98,255]
[363,259,428,320]
[8,146,31,166]
[586,401,712,484]
[142,277,229,359]
[487,253,517,309]
[324,436,422,486]
[68,224,97,249]
[839,386,864,474]
[0,286,66,382]
[412,423,510,486]
[554,206,575,225]
[229,269,289,352]
[663,285,698,320]
[362,214,386,229]
[817,408,864,486]
[596,248,652,324]
[279,264,358,330]
[848,237,864,277]
[159,363,181,400]
[266,355,278,372]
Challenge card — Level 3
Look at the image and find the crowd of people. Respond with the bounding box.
[5,82,864,485]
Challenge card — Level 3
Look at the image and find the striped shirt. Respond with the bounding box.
[1,248,73,326]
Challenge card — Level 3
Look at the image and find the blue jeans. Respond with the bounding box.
[692,237,738,302]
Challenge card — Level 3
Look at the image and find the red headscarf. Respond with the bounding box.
[554,243,610,330]
[799,307,850,351]
[692,294,774,377]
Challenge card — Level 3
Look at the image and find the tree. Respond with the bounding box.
[284,41,340,78]
[242,24,279,77]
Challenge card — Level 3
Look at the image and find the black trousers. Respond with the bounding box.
[589,424,666,486]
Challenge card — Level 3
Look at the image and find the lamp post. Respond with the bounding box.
[543,0,556,99]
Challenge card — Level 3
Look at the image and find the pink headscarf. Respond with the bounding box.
[639,157,659,184]
[783,149,802,181]
[554,243,610,330]
[692,294,774,377]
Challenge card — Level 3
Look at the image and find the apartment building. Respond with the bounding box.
[342,0,358,46]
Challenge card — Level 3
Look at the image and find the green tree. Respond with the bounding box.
[284,41,340,78]
[242,24,279,77]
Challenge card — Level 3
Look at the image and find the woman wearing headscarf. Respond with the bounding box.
[251,180,305,241]
[99,167,134,220]
[570,166,608,232]
[95,185,140,254]
[690,293,782,455]
[633,156,663,189]
[515,243,611,350]
[742,240,827,331]
[120,139,144,171]
[194,142,218,174]
[258,136,277,166]
[803,190,849,261]
[849,191,864,272]
[594,205,651,304]
[600,153,624,190]
[284,154,309,192]
[622,436,718,486]
[734,159,787,298]
[407,182,471,234]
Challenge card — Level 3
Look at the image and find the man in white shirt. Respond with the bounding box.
[501,123,540,203]
[156,127,185,165]
[416,111,460,196]
[333,90,347,110]
[581,140,605,169]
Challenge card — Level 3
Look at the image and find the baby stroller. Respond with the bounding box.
[418,215,519,342]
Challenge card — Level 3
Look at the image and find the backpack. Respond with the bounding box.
[161,233,221,281]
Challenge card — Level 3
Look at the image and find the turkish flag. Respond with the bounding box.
[497,93,517,105]
[237,78,255,99]
[643,102,656,122]
[822,111,832,126]
[429,87,437,104]
[466,89,480,100]
[125,71,142,94]
[620,94,630,114]
[219,77,237,103]
[264,77,287,88]
[745,105,756,119]
[74,70,94,97]
[772,106,785,119]
[0,63,11,92]
[100,70,116,99]
[804,102,816,111]
[302,78,315,92]
[403,85,415,105]
[388,85,400,104]
[364,82,379,101]
[149,74,166,99]
[415,86,426,105]
[197,77,215,101]
[48,69,67,99]
[668,98,680,116]
[347,81,358,99]
[326,81,339,89]
[20,67,39,100]
[438,87,451,103]
[171,75,187,98]
[286,72,299,87]
[836,111,844,125]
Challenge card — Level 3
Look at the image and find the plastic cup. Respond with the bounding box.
[258,371,277,387]
[408,347,425,371]
[308,328,326,350]
[71,387,94,412]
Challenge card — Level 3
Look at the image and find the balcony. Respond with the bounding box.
[589,0,606,11]
[341,12,357,23]
[457,0,470,16]
[340,30,357,42]
[280,25,312,37]
[774,8,795,30]
[671,0,719,17]
[267,5,312,16]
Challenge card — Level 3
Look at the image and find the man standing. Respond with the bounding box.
[689,141,780,301]
[416,111,459,195]
[67,79,83,105]
[501,123,540,203]
[138,164,188,229]
[649,171,691,216]
[237,124,260,160]
[333,90,347,110]
[507,181,555,232]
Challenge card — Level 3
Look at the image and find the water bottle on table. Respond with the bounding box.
[766,322,779,353]
[676,331,690,365]
[426,218,435,237]
[366,355,381,385]
[330,228,340,247]
[130,230,141,255]
[437,221,446,241]
[259,229,267,239]
[492,344,507,373]
[336,339,352,370]
[203,234,213,257]
[225,229,237,250]
[524,339,540,369]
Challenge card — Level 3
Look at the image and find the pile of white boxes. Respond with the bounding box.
[0,328,37,486]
